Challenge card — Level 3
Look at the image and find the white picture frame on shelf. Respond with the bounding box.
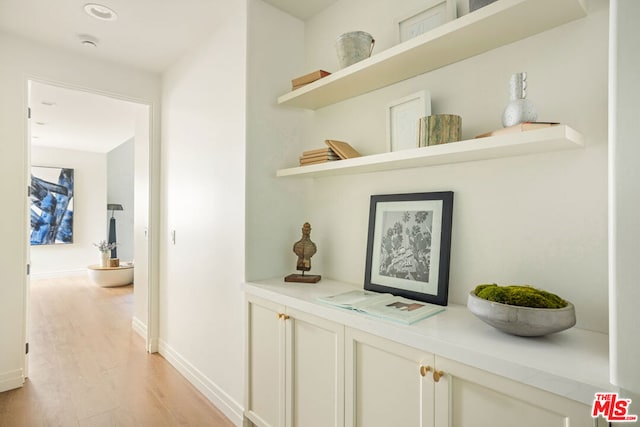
[396,0,457,43]
[387,90,431,152]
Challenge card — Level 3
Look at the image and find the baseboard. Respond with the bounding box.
[158,339,244,426]
[31,269,86,280]
[131,316,147,340]
[0,369,24,393]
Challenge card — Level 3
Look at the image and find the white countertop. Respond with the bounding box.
[244,278,612,406]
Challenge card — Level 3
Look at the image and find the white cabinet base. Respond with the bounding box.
[345,328,435,427]
[434,357,597,427]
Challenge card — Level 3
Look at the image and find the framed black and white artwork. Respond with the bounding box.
[364,191,453,305]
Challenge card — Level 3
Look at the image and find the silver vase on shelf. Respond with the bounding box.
[502,72,537,127]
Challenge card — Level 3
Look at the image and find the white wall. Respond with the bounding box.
[0,31,160,392]
[609,0,640,398]
[30,147,107,276]
[281,0,609,333]
[246,0,306,281]
[108,138,135,262]
[159,0,247,422]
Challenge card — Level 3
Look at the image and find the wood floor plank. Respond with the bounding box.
[0,275,234,427]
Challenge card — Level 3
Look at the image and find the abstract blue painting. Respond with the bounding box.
[30,166,74,245]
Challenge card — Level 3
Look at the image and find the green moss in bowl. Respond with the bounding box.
[473,284,568,309]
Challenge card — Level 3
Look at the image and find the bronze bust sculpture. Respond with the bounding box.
[285,222,321,283]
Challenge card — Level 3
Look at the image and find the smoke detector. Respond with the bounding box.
[78,34,100,47]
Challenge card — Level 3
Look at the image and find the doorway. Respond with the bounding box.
[26,79,154,374]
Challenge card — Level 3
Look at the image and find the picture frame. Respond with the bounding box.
[364,191,454,306]
[30,166,75,245]
[396,0,457,43]
[469,0,498,13]
[387,90,431,152]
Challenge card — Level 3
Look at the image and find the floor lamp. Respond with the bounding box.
[107,203,123,259]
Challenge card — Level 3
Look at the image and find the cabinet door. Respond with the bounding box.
[434,356,597,427]
[286,307,344,427]
[246,296,286,427]
[345,328,435,427]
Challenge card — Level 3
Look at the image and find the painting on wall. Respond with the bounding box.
[364,191,453,306]
[30,166,74,245]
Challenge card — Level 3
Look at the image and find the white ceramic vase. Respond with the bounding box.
[100,251,110,268]
[502,72,537,127]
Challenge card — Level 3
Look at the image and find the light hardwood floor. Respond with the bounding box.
[0,275,234,426]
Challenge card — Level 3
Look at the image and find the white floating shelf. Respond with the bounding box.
[276,125,584,178]
[278,0,587,110]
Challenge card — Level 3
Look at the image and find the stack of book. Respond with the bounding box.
[298,140,362,167]
[299,147,340,166]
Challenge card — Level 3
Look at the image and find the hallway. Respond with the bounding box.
[0,275,234,426]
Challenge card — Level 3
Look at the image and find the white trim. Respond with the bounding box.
[158,339,244,426]
[22,73,161,378]
[131,316,147,340]
[30,268,86,280]
[0,369,24,393]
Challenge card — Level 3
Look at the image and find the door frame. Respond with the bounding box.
[22,75,161,368]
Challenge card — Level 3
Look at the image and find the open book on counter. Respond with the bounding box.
[317,290,445,325]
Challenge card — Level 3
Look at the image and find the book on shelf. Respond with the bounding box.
[324,140,362,159]
[302,147,337,157]
[300,157,339,166]
[317,290,445,325]
[300,152,340,161]
[475,122,560,138]
[300,155,340,162]
[299,147,341,166]
[291,70,331,90]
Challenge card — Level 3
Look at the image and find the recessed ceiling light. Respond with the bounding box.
[84,3,118,21]
[78,34,99,47]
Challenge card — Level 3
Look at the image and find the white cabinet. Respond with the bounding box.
[245,296,284,427]
[433,356,598,427]
[345,328,436,427]
[244,282,607,427]
[343,329,597,427]
[245,295,344,427]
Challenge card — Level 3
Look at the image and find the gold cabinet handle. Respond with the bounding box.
[276,313,283,319]
[433,370,445,382]
[420,365,432,377]
[276,313,290,320]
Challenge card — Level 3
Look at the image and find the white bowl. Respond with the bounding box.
[87,264,134,287]
[467,291,576,337]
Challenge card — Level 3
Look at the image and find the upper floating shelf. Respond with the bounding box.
[277,0,587,110]
[276,125,584,178]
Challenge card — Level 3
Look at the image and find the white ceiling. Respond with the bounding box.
[0,0,336,73]
[262,0,338,20]
[0,0,226,73]
[29,81,143,153]
[1,0,336,152]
